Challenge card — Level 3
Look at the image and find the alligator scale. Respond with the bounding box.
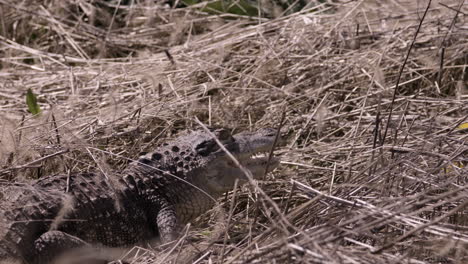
[0,128,280,264]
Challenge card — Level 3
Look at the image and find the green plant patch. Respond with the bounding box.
[26,88,41,115]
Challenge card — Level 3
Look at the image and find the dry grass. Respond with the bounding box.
[0,0,467,263]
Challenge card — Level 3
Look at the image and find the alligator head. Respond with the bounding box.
[192,127,280,195]
[133,127,280,197]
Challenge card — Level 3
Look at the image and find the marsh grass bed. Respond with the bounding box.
[0,0,467,263]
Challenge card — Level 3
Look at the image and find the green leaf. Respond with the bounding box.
[26,88,41,115]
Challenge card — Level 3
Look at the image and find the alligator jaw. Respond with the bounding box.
[233,128,279,158]
[232,127,280,178]
[233,154,280,179]
[199,128,280,194]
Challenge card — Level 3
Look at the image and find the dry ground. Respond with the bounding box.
[0,0,467,263]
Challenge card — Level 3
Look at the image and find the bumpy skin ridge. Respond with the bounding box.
[0,128,279,264]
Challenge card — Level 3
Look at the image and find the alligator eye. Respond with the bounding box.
[139,158,152,165]
[195,141,217,156]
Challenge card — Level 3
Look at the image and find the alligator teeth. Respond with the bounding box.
[251,152,268,159]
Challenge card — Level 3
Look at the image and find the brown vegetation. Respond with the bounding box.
[0,0,467,263]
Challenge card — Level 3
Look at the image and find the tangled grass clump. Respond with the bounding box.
[0,0,467,263]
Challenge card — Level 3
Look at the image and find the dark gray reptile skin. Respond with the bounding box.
[0,128,279,264]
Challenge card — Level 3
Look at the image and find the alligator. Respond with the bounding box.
[0,127,280,264]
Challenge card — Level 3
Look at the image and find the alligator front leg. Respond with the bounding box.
[146,196,179,243]
[26,230,106,264]
[156,205,178,243]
